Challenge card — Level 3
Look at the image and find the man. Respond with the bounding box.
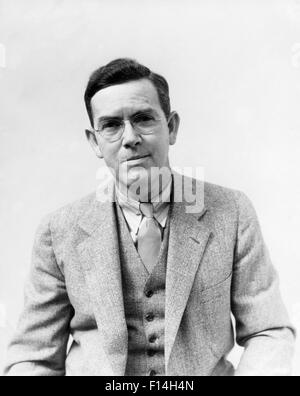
[4,59,295,376]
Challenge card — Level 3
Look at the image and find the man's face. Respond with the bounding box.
[88,79,179,194]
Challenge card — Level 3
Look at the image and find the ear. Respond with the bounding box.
[85,129,104,159]
[167,111,180,146]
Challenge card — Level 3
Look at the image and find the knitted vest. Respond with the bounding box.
[114,201,171,376]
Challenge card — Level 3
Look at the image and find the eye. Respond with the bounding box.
[133,113,155,124]
[102,120,122,130]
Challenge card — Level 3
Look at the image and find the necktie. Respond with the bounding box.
[137,203,162,273]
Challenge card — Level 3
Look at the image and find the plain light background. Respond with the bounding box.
[1,0,300,375]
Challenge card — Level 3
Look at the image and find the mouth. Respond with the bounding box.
[127,154,150,162]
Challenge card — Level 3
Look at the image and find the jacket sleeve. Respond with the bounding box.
[4,216,73,376]
[231,191,296,376]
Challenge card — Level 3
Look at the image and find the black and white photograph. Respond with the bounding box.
[0,0,299,378]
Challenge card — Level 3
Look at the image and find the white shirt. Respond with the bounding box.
[115,178,172,245]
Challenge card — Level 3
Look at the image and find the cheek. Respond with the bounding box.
[152,137,169,157]
[149,130,169,151]
[102,145,120,167]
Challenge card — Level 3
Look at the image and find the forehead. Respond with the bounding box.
[91,79,162,118]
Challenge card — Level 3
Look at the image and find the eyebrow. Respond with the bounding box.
[95,108,159,124]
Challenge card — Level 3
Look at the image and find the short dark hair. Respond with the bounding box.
[84,58,171,127]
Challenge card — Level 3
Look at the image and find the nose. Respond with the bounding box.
[122,120,141,148]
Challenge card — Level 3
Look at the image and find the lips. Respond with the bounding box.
[127,154,150,162]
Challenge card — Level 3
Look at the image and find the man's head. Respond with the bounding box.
[85,58,180,199]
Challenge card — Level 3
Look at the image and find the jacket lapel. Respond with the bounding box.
[76,180,128,376]
[165,172,213,370]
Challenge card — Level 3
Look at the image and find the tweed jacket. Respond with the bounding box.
[4,171,295,376]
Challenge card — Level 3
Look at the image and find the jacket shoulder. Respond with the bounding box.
[175,171,251,213]
[203,181,242,206]
[40,192,97,232]
[202,180,256,220]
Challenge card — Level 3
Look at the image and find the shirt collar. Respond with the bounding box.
[115,176,172,220]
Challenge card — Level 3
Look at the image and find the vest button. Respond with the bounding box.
[146,313,155,322]
[145,290,154,298]
[149,335,157,343]
[147,349,156,357]
[149,370,157,376]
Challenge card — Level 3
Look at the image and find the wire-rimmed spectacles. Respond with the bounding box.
[91,111,164,143]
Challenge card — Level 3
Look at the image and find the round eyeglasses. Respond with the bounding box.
[91,111,164,143]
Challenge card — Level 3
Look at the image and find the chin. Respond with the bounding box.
[123,167,149,188]
[128,167,147,180]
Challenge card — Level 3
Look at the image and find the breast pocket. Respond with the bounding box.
[197,273,234,358]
